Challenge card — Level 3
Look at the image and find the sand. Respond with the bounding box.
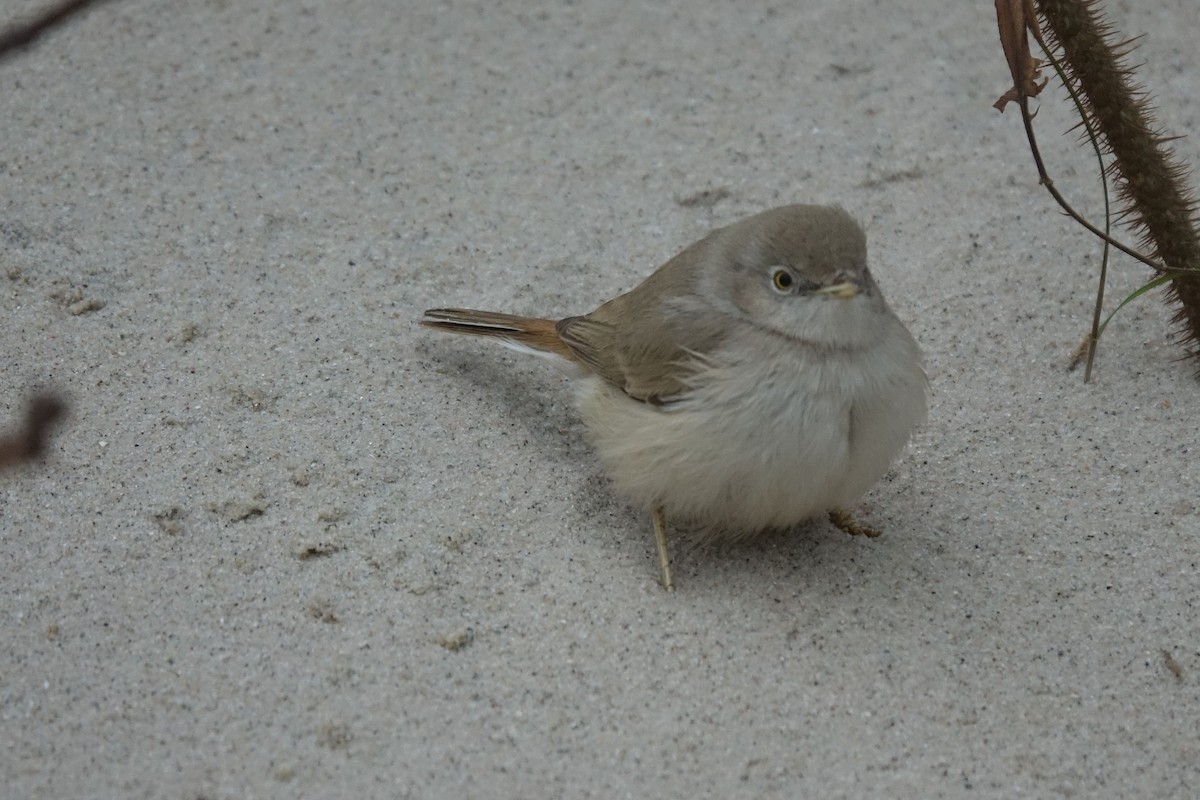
[2,0,1198,797]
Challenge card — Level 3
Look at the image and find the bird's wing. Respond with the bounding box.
[556,294,729,405]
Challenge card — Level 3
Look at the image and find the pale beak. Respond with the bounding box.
[814,281,862,300]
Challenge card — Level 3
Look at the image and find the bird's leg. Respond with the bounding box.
[828,508,882,539]
[652,506,674,591]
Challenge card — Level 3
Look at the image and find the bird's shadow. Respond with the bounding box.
[424,343,592,464]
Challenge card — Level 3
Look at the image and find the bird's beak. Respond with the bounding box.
[815,281,862,300]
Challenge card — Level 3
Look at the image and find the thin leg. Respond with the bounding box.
[652,506,674,591]
[828,508,882,539]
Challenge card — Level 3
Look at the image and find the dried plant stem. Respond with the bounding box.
[1037,0,1200,361]
[0,0,113,62]
[1013,92,1160,271]
[1038,44,1113,382]
[1082,247,1108,381]
[0,395,66,469]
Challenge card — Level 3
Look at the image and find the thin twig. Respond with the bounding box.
[0,0,114,62]
[0,395,67,469]
[1015,93,1172,275]
[1037,43,1113,382]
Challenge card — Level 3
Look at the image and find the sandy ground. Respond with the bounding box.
[2,0,1198,797]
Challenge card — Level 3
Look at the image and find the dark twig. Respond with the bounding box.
[0,395,67,469]
[1015,93,1170,274]
[0,0,114,62]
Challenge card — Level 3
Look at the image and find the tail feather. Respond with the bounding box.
[421,308,577,361]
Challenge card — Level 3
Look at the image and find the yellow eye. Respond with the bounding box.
[771,268,795,293]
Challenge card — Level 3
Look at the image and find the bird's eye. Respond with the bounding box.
[771,268,795,293]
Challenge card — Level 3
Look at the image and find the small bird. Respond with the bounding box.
[422,205,927,589]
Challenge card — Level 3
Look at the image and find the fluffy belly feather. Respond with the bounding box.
[576,336,926,535]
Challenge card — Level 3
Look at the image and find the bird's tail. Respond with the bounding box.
[420,308,577,361]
